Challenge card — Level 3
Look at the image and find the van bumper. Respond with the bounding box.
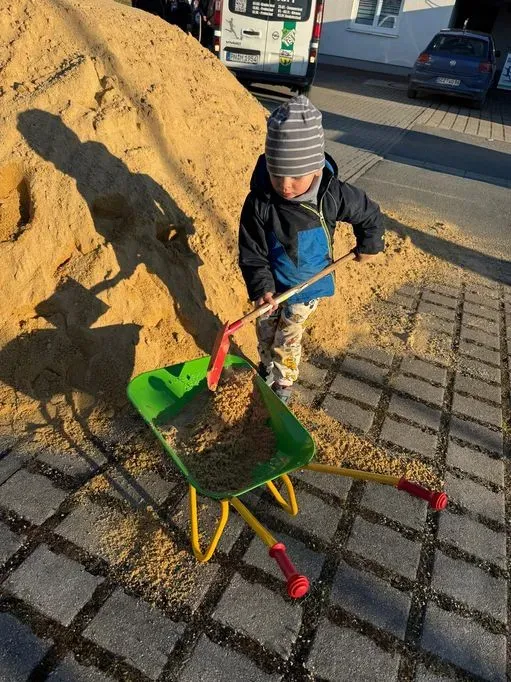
[229,65,316,90]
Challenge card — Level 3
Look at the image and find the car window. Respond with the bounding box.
[428,34,489,59]
[228,0,313,22]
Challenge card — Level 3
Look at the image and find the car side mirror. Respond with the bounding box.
[495,50,501,58]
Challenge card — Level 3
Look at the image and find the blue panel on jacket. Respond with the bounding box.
[268,226,334,304]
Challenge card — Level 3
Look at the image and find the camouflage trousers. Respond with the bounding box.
[256,299,319,387]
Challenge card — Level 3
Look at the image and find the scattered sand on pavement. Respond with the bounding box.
[292,403,441,489]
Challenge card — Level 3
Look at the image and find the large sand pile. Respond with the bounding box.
[0,0,267,446]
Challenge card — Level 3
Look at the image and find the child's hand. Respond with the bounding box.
[256,292,278,314]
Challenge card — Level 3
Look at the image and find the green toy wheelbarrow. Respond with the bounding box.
[127,355,447,599]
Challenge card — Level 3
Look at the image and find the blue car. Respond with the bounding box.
[408,29,499,108]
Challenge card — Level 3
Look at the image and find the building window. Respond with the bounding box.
[351,0,404,35]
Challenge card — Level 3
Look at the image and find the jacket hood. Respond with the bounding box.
[249,152,339,200]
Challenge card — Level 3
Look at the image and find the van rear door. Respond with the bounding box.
[219,0,314,79]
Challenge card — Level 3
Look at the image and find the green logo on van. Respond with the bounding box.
[279,21,296,74]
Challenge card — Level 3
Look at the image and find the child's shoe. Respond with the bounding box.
[271,382,293,404]
[257,363,273,386]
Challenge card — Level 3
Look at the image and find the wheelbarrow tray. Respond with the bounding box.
[126,354,315,499]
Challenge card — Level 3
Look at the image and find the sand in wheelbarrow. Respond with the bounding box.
[291,402,441,489]
[159,367,276,493]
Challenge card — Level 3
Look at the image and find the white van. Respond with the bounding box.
[212,0,325,93]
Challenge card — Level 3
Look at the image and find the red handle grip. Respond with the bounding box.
[397,478,448,510]
[269,542,310,599]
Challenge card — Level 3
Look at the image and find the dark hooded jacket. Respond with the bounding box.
[238,153,384,304]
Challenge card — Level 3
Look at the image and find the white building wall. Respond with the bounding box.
[320,0,455,71]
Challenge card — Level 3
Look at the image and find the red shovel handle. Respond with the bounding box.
[269,542,310,598]
[397,478,448,510]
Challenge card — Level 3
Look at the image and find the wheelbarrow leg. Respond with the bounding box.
[304,463,448,510]
[189,485,229,562]
[266,474,298,516]
[230,497,309,598]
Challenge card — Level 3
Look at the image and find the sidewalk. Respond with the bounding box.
[1,67,511,682]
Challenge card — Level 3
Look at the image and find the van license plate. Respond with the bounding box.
[437,77,460,86]
[226,52,259,64]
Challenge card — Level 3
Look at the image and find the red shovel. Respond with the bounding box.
[207,250,357,390]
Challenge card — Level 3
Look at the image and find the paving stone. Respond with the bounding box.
[422,603,507,681]
[431,550,507,622]
[0,469,68,524]
[457,357,501,383]
[243,530,325,581]
[421,291,458,309]
[298,361,328,386]
[213,573,302,659]
[259,488,341,542]
[450,416,503,454]
[388,292,415,310]
[454,373,501,404]
[460,326,500,351]
[340,356,389,384]
[292,467,352,499]
[178,635,281,682]
[415,664,456,681]
[37,447,107,480]
[56,500,126,561]
[0,451,32,485]
[388,395,441,431]
[417,314,455,335]
[452,394,501,428]
[307,619,400,681]
[465,284,500,299]
[425,283,459,299]
[417,301,456,321]
[438,511,506,569]
[462,313,499,335]
[400,357,448,386]
[292,383,316,406]
[322,395,374,433]
[347,517,421,579]
[463,301,500,321]
[4,544,103,626]
[391,375,444,407]
[47,655,113,682]
[348,345,394,367]
[464,291,500,309]
[445,473,505,523]
[379,417,437,458]
[102,468,175,508]
[0,612,52,681]
[446,441,504,486]
[84,589,185,680]
[0,521,23,565]
[397,283,421,297]
[329,374,382,407]
[361,482,428,530]
[331,561,411,638]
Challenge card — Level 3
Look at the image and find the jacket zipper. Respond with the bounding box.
[299,197,333,257]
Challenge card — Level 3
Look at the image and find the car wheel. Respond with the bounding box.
[407,86,418,99]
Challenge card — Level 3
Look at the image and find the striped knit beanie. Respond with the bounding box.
[265,95,325,178]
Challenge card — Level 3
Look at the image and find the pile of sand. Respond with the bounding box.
[160,367,276,493]
[0,0,267,446]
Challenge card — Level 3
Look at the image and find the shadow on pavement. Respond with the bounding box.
[386,213,511,285]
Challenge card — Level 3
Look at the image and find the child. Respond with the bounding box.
[238,95,384,404]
